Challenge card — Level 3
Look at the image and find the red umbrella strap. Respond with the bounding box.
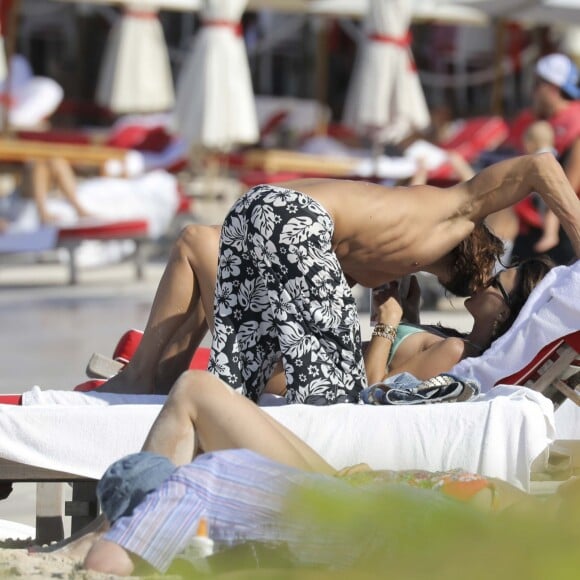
[125,10,157,19]
[368,30,411,48]
[203,19,242,36]
[0,93,15,106]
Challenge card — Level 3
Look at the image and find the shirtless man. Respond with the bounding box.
[208,153,580,405]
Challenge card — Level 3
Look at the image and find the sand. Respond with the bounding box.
[0,547,123,579]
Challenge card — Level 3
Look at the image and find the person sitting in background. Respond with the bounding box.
[506,53,580,165]
[0,53,91,225]
[504,53,580,264]
[23,157,91,224]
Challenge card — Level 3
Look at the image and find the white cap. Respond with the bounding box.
[536,53,580,99]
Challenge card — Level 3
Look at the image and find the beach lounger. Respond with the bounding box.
[0,384,565,545]
[0,137,129,177]
[1,171,191,285]
[57,219,149,285]
[0,219,149,285]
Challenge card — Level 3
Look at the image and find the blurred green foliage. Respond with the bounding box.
[198,478,580,580]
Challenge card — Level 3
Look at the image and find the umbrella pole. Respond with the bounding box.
[491,18,506,117]
[2,0,20,137]
[371,131,382,179]
[314,17,330,135]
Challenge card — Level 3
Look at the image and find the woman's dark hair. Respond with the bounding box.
[442,222,505,297]
[491,255,556,342]
[432,254,556,350]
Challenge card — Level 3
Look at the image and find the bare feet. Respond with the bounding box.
[39,212,60,225]
[97,366,156,395]
[76,208,95,220]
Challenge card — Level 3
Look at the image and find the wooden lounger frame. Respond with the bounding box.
[0,137,127,176]
[0,459,97,545]
[57,221,150,285]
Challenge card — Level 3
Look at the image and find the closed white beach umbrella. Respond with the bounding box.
[343,0,431,144]
[174,0,259,150]
[515,1,580,26]
[96,5,175,114]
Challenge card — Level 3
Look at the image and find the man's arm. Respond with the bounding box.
[536,139,580,254]
[462,153,580,258]
[562,139,580,193]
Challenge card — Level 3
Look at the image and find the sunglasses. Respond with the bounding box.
[484,273,512,307]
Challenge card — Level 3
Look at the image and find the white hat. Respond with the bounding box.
[536,53,580,99]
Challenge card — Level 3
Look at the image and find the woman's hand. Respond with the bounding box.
[372,277,421,325]
[372,282,403,326]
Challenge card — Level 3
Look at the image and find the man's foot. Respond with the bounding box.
[96,369,155,395]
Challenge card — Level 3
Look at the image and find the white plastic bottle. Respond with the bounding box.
[177,517,214,573]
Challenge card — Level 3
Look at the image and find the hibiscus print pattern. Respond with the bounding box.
[209,185,367,405]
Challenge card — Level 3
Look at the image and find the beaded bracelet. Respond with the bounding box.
[372,323,398,343]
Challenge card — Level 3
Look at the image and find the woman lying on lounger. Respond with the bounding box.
[364,254,555,384]
[97,217,554,396]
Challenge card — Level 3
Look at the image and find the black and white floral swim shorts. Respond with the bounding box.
[208,184,367,405]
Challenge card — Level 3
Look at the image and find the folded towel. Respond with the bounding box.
[361,373,480,405]
[451,260,580,391]
[21,386,166,406]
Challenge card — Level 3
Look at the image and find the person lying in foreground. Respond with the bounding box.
[82,370,533,576]
[99,153,580,402]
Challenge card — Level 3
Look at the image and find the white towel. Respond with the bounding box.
[451,260,580,391]
[555,399,580,439]
[3,385,554,490]
[0,404,160,480]
[21,386,166,407]
[267,386,555,490]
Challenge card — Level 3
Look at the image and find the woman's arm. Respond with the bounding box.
[364,283,403,385]
[387,336,467,381]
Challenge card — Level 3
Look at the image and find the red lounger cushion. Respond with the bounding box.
[0,394,23,405]
[57,219,149,242]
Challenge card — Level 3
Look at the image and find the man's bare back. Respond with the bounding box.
[280,153,580,288]
[279,178,478,287]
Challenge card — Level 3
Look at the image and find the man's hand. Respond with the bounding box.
[401,275,421,324]
[534,231,559,253]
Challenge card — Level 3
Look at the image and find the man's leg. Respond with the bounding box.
[101,225,220,394]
